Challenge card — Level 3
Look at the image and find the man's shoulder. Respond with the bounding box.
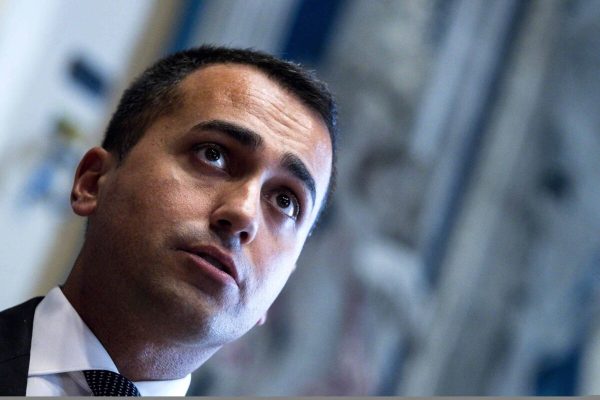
[0,297,44,361]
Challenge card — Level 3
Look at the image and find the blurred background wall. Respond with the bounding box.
[1,0,599,395]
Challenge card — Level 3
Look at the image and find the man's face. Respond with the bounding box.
[80,64,332,347]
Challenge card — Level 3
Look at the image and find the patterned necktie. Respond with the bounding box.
[83,369,141,396]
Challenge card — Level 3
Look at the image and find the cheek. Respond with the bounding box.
[131,165,215,220]
[250,238,300,300]
[97,169,216,250]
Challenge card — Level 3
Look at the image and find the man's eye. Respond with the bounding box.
[194,144,226,169]
[269,191,300,220]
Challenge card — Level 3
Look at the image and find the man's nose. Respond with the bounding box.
[210,180,260,246]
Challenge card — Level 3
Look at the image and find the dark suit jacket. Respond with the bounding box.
[0,297,43,396]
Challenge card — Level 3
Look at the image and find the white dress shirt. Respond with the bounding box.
[26,287,191,396]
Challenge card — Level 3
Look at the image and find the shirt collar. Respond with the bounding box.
[29,287,191,396]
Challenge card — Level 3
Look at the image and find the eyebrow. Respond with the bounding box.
[193,119,317,206]
[281,153,316,205]
[193,120,263,150]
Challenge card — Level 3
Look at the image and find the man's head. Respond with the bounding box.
[65,46,336,365]
[102,46,337,215]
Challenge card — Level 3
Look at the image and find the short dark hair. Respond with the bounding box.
[102,45,338,223]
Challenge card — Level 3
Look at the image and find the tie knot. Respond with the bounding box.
[83,369,141,396]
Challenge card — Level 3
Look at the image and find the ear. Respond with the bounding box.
[256,312,268,326]
[71,147,114,216]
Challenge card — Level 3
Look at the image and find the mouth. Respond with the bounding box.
[197,253,229,273]
[179,245,239,285]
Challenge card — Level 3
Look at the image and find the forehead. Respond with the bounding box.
[179,64,324,136]
[173,64,333,206]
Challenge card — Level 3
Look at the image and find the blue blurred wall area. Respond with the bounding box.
[166,0,206,54]
[281,0,346,64]
[535,347,581,396]
[166,0,347,66]
[418,0,531,287]
[68,56,109,99]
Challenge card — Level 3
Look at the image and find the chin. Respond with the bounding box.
[141,278,243,344]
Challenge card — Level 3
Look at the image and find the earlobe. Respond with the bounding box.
[256,312,268,326]
[71,147,114,216]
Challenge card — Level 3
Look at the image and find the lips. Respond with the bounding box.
[178,245,239,285]
[198,253,228,272]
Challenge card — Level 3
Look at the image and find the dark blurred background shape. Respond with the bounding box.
[1,0,599,395]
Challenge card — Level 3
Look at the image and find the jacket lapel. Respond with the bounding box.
[0,297,43,395]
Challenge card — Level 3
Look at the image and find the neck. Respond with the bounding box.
[62,252,220,381]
